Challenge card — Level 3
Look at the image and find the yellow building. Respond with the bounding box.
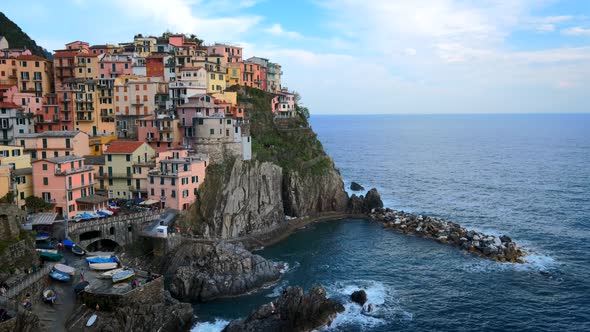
[133,37,157,57]
[74,53,99,80]
[71,79,116,136]
[104,141,156,199]
[212,91,238,106]
[88,134,118,155]
[0,145,33,209]
[227,62,242,87]
[16,55,53,97]
[0,57,17,86]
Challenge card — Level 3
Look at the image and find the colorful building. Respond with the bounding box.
[0,102,34,145]
[113,76,168,138]
[136,116,182,152]
[0,144,32,209]
[98,54,132,79]
[147,150,208,210]
[16,54,53,97]
[104,140,156,199]
[242,60,261,89]
[275,89,296,117]
[88,133,118,155]
[17,130,90,160]
[32,155,106,219]
[266,62,282,93]
[0,57,17,86]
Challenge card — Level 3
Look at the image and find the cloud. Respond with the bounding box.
[561,26,590,36]
[264,24,303,39]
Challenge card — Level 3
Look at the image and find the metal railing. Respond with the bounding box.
[3,263,54,299]
[67,209,164,234]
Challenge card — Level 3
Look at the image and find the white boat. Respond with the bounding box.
[36,249,58,254]
[54,263,76,276]
[88,262,118,271]
[86,314,97,327]
[99,267,126,279]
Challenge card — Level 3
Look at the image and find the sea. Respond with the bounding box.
[192,114,590,331]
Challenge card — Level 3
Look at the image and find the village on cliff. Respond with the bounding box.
[0,33,298,218]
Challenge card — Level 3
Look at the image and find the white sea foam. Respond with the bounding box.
[266,280,289,298]
[460,250,557,273]
[191,319,230,332]
[321,280,411,331]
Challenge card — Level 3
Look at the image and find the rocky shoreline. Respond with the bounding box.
[369,207,526,263]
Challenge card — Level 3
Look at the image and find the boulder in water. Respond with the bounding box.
[350,289,368,306]
[365,188,383,211]
[350,182,365,191]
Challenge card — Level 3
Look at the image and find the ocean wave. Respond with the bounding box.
[191,319,230,332]
[460,250,557,274]
[322,280,411,331]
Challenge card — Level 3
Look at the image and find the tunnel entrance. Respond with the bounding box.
[86,239,120,252]
[79,230,101,242]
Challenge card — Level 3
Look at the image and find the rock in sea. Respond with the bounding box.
[350,182,365,191]
[350,289,368,306]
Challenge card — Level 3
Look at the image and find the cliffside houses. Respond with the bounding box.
[0,32,294,217]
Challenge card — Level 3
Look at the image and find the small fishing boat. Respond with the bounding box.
[89,262,118,271]
[74,281,90,295]
[99,267,126,279]
[49,270,71,282]
[35,241,55,250]
[35,232,50,241]
[62,239,74,248]
[112,269,135,283]
[71,245,86,256]
[36,248,58,254]
[39,251,63,262]
[42,288,57,304]
[86,314,97,327]
[85,256,117,264]
[54,263,76,276]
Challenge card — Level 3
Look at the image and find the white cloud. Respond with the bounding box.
[561,26,590,36]
[403,48,417,56]
[264,24,303,39]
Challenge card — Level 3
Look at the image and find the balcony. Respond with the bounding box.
[0,124,13,130]
[157,126,172,132]
[106,173,133,179]
[55,165,94,176]
[131,101,144,106]
[68,181,96,190]
[76,117,94,122]
[44,199,57,204]
[21,76,30,81]
[129,186,147,193]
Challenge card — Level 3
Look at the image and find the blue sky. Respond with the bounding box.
[3,0,590,114]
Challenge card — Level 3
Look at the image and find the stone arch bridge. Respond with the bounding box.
[67,210,164,249]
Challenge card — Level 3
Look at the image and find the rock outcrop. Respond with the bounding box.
[65,291,193,332]
[0,311,40,332]
[188,159,285,238]
[166,241,281,301]
[223,286,344,332]
[350,182,365,191]
[370,207,526,263]
[350,289,368,306]
[282,167,348,218]
[347,188,384,215]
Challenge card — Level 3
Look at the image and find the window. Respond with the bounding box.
[107,155,112,162]
[42,164,48,170]
[171,178,175,185]
[68,192,73,200]
[65,138,71,148]
[171,190,176,198]
[126,154,131,162]
[43,177,48,185]
[68,177,72,188]
[42,152,47,159]
[161,189,165,197]
[150,176,154,184]
[150,188,154,195]
[160,177,164,185]
[210,128,214,135]
[42,138,47,148]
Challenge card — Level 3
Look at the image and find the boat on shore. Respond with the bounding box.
[89,262,118,271]
[54,263,76,276]
[42,288,57,304]
[35,233,50,241]
[99,267,126,279]
[39,251,63,262]
[74,281,90,295]
[49,270,70,282]
[36,248,58,254]
[85,256,116,264]
[72,245,85,256]
[112,269,135,283]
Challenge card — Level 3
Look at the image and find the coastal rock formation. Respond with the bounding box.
[350,290,368,306]
[370,208,526,263]
[0,311,40,332]
[282,167,348,218]
[347,188,384,215]
[350,182,365,191]
[187,159,285,238]
[166,241,281,301]
[65,290,193,332]
[223,286,344,332]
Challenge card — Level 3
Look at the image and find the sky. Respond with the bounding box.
[3,0,590,114]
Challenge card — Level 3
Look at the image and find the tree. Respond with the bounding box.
[0,192,14,203]
[25,196,55,212]
[296,105,310,119]
[134,33,143,39]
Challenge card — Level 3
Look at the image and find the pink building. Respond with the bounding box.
[65,41,90,52]
[17,130,90,160]
[208,43,242,64]
[98,54,132,79]
[275,89,296,117]
[0,49,32,58]
[136,116,182,152]
[147,150,208,210]
[177,95,230,136]
[32,155,107,219]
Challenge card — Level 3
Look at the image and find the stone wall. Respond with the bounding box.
[192,141,243,165]
[78,276,164,311]
[0,239,38,275]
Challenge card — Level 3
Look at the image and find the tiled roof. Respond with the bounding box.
[0,84,16,89]
[83,155,105,165]
[43,155,84,164]
[16,55,47,61]
[38,130,82,138]
[0,102,21,109]
[13,167,33,176]
[105,140,144,154]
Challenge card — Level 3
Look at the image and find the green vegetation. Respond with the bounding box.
[0,192,14,204]
[238,86,331,174]
[0,12,51,58]
[25,195,55,212]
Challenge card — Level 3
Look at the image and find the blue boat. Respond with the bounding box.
[49,270,71,282]
[36,233,50,241]
[85,256,117,264]
[62,239,74,248]
[112,269,135,283]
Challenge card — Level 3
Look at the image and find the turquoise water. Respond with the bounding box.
[193,114,590,331]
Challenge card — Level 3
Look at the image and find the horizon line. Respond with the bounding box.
[310,112,590,116]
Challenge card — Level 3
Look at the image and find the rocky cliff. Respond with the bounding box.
[166,241,281,302]
[183,87,348,239]
[223,286,344,332]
